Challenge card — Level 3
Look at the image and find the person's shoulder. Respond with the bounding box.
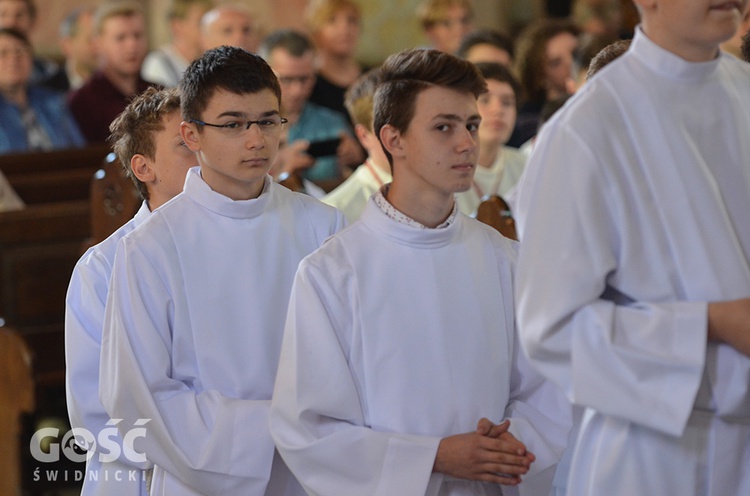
[67,72,104,104]
[461,215,518,259]
[272,181,343,221]
[720,51,750,76]
[76,216,139,271]
[28,86,67,108]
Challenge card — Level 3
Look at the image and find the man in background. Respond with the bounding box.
[68,1,153,143]
[201,3,259,52]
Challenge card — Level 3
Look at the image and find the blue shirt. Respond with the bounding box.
[287,101,351,181]
[0,86,85,154]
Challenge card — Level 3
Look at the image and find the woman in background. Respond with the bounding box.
[510,18,579,148]
[0,28,84,153]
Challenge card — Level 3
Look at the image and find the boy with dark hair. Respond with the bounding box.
[99,46,343,496]
[515,1,750,494]
[455,62,525,216]
[457,28,515,67]
[270,48,568,495]
[322,67,392,222]
[66,87,197,496]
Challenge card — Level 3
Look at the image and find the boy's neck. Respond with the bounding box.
[386,178,454,229]
[201,170,266,201]
[640,21,720,63]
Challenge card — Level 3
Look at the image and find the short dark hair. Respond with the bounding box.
[457,29,514,62]
[374,48,486,165]
[473,62,521,107]
[586,38,631,80]
[259,29,314,60]
[109,87,182,201]
[0,26,31,49]
[179,45,282,123]
[741,30,750,63]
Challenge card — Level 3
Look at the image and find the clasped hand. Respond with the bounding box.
[433,418,535,486]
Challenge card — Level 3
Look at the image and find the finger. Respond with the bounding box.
[474,471,522,486]
[473,446,532,471]
[476,417,494,435]
[480,434,527,455]
[480,460,530,476]
[485,419,511,438]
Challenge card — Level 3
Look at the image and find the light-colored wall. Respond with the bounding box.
[31,0,540,64]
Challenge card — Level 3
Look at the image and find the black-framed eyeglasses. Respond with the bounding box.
[189,116,288,137]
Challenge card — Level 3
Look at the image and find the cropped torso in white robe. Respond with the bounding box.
[322,159,392,223]
[66,202,152,496]
[270,199,569,496]
[100,168,345,496]
[515,28,750,496]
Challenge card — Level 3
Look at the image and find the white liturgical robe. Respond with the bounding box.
[270,199,570,496]
[515,28,750,496]
[66,202,153,496]
[100,168,345,496]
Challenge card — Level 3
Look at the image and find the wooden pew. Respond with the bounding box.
[0,200,91,386]
[1,144,112,205]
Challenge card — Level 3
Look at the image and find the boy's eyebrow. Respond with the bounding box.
[215,109,280,119]
[431,113,482,122]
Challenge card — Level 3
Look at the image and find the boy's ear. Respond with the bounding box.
[379,124,404,161]
[131,154,155,184]
[181,121,202,152]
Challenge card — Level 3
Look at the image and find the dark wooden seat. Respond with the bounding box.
[0,326,34,496]
[1,144,111,205]
[475,195,518,241]
[88,152,140,247]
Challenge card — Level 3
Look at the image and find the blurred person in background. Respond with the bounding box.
[457,28,514,67]
[142,0,214,87]
[59,7,97,91]
[0,27,84,153]
[306,0,365,120]
[0,0,66,89]
[416,0,474,54]
[68,1,153,143]
[510,18,579,148]
[455,62,525,217]
[200,3,259,53]
[261,29,362,187]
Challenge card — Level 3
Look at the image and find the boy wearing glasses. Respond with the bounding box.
[99,46,344,496]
